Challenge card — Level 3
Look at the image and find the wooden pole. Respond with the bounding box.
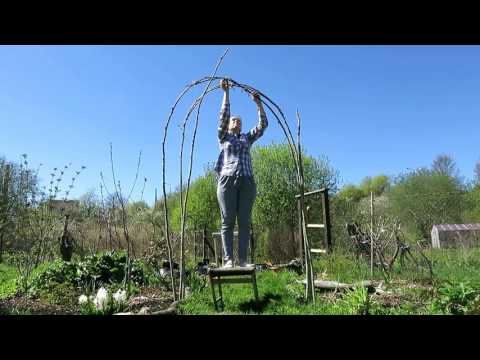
[249,224,255,264]
[370,191,374,277]
[193,230,197,262]
[322,189,332,253]
[202,226,207,261]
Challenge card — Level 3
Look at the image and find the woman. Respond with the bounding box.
[214,79,268,268]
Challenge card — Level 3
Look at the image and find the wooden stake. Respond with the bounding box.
[370,191,374,277]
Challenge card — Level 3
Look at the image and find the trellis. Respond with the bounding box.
[161,49,316,303]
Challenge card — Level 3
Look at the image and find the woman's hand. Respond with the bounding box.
[220,79,230,92]
[251,91,261,105]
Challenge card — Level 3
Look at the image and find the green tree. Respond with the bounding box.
[251,143,339,261]
[388,168,465,240]
[336,184,365,202]
[359,175,390,196]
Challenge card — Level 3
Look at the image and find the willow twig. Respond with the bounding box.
[179,49,229,299]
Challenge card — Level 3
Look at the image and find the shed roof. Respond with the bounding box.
[432,224,480,231]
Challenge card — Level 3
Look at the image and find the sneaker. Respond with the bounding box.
[223,260,233,268]
[239,261,255,268]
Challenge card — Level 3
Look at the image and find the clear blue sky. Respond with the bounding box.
[1,45,479,205]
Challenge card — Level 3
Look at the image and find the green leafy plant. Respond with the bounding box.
[433,281,478,315]
[340,286,371,315]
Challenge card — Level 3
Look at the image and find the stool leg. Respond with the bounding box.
[217,280,224,311]
[209,275,218,311]
[252,273,259,304]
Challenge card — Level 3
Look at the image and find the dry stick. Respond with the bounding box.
[127,150,143,203]
[179,49,229,299]
[171,76,300,171]
[177,84,226,298]
[205,77,300,170]
[99,183,113,250]
[100,172,120,250]
[178,85,221,265]
[297,110,315,303]
[162,76,211,302]
[109,146,129,256]
[370,191,374,276]
[140,177,147,202]
[163,75,303,299]
[213,78,299,163]
[109,145,134,292]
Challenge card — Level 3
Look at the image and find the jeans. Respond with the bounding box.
[216,175,256,263]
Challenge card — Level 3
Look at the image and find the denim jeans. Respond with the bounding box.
[216,175,256,263]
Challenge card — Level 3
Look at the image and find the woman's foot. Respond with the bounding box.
[223,260,233,268]
[239,261,255,268]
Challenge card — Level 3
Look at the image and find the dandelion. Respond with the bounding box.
[113,289,127,304]
[78,294,89,305]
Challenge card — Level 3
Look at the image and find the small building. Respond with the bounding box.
[431,224,480,249]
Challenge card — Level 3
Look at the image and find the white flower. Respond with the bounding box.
[78,295,89,305]
[113,289,127,304]
[94,287,109,310]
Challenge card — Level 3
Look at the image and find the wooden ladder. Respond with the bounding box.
[295,188,332,256]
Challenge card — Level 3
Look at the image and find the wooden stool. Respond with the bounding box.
[208,267,259,311]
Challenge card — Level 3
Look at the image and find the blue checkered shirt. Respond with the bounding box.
[214,101,268,178]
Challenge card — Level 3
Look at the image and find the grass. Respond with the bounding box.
[0,263,18,300]
[179,249,480,315]
[2,247,480,315]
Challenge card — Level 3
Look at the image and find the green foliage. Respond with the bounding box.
[184,167,219,232]
[359,175,390,197]
[75,251,146,290]
[0,263,18,299]
[252,143,339,230]
[337,286,371,315]
[463,185,480,223]
[36,281,80,308]
[432,281,479,315]
[336,184,365,202]
[29,251,146,294]
[388,168,465,239]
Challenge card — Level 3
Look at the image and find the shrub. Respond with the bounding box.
[29,250,146,294]
[432,281,479,315]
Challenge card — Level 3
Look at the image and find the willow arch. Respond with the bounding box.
[161,50,315,302]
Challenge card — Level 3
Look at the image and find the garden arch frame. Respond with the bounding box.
[161,50,316,302]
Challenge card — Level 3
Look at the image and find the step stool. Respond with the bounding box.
[207,266,259,311]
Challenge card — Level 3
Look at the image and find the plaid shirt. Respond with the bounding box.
[214,101,268,177]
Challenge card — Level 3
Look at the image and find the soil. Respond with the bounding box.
[0,286,175,315]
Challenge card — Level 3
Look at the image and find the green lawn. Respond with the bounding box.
[2,248,480,315]
[179,249,480,315]
[0,263,18,300]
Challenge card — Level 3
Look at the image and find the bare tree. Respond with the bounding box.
[474,160,480,186]
[432,154,459,178]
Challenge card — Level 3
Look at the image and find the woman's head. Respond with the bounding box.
[229,115,242,134]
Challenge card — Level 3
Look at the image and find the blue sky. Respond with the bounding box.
[1,45,479,205]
